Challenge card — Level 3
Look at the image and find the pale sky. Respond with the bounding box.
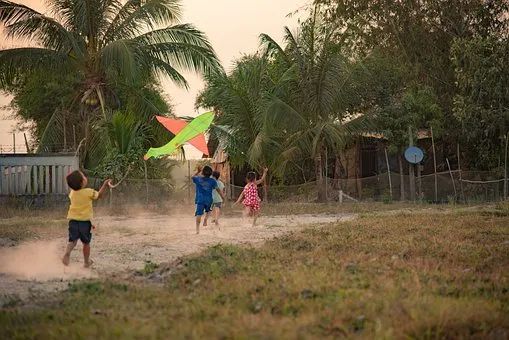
[0,0,308,156]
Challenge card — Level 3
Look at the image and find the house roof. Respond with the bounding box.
[362,129,431,140]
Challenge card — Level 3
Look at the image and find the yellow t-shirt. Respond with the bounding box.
[67,188,99,221]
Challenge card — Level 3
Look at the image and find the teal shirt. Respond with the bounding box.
[212,180,224,203]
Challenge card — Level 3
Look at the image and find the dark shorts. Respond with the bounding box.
[195,203,212,216]
[68,220,92,244]
[212,202,222,209]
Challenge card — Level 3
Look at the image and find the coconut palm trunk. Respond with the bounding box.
[315,151,327,202]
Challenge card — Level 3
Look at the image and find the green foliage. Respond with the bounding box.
[198,55,280,171]
[6,70,82,141]
[200,8,369,191]
[451,37,509,169]
[376,85,443,152]
[316,0,509,169]
[139,261,159,275]
[0,0,220,167]
[93,111,148,181]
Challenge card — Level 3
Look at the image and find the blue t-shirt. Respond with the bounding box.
[192,176,218,204]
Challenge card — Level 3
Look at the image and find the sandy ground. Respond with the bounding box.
[0,213,355,304]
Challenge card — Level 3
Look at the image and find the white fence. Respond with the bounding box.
[0,154,79,196]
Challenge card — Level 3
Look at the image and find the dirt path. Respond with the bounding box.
[0,213,355,304]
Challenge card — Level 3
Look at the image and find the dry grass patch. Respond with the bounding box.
[1,211,508,338]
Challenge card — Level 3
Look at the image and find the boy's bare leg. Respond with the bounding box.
[62,241,77,266]
[203,212,210,227]
[196,216,202,234]
[214,207,221,225]
[83,243,93,268]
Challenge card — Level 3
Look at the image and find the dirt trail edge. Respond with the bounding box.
[0,213,355,304]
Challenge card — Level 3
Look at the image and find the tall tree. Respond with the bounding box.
[261,9,367,201]
[0,0,220,164]
[452,37,509,170]
[316,0,508,170]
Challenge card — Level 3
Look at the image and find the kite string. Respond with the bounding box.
[109,164,133,189]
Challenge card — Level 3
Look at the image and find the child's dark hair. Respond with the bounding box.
[202,165,213,177]
[212,171,220,180]
[66,170,84,191]
[246,171,256,182]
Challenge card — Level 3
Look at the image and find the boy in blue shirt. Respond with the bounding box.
[193,165,225,234]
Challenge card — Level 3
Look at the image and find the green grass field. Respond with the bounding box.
[1,205,508,339]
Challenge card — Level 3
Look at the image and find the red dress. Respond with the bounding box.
[242,182,260,212]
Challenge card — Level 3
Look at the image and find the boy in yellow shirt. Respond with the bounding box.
[62,170,111,268]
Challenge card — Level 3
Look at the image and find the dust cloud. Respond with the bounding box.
[0,240,95,281]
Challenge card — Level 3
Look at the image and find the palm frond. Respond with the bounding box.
[100,38,138,81]
[0,0,41,24]
[37,108,64,152]
[134,24,220,76]
[259,33,289,63]
[0,47,71,87]
[0,1,82,52]
[102,0,182,44]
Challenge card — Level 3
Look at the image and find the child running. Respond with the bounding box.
[62,170,111,268]
[211,171,225,226]
[235,167,268,227]
[193,165,225,234]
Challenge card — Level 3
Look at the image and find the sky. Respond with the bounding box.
[0,0,308,156]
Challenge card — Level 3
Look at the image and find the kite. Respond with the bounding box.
[144,111,214,160]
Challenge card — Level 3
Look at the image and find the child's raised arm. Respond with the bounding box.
[255,167,268,185]
[193,165,203,177]
[98,179,112,198]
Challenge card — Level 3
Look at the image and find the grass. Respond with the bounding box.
[1,210,508,338]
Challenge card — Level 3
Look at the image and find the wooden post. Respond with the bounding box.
[51,165,56,194]
[23,133,30,153]
[417,164,422,201]
[339,190,343,204]
[325,147,328,201]
[63,114,67,150]
[38,165,44,194]
[431,127,438,202]
[33,166,38,194]
[27,165,32,194]
[408,127,416,201]
[45,166,50,194]
[504,133,508,200]
[187,160,191,203]
[398,153,405,201]
[457,143,465,202]
[109,187,113,208]
[384,148,393,200]
[230,166,234,200]
[446,158,457,199]
[144,161,149,206]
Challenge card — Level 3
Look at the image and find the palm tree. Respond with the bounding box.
[199,56,278,169]
[197,55,280,200]
[261,9,367,201]
[0,0,220,162]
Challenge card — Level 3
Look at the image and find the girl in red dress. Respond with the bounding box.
[235,167,268,226]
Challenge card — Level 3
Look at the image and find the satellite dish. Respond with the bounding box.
[404,146,424,164]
